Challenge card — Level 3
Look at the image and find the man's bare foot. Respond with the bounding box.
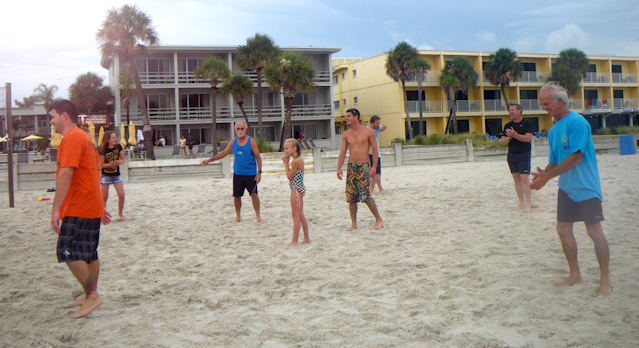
[346,225,357,231]
[523,205,532,213]
[63,297,85,308]
[596,283,612,297]
[516,203,525,210]
[119,214,127,221]
[257,217,266,223]
[300,239,310,245]
[70,294,102,319]
[283,242,298,249]
[553,276,583,287]
[372,220,384,230]
[234,216,241,222]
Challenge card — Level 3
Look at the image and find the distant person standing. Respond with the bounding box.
[49,100,111,319]
[186,133,195,157]
[367,115,388,195]
[179,135,187,157]
[500,104,534,213]
[201,121,265,223]
[99,131,127,220]
[337,108,384,231]
[530,82,611,297]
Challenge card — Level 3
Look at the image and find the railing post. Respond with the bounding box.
[221,155,231,178]
[531,138,537,157]
[393,142,402,166]
[312,147,322,173]
[465,139,474,162]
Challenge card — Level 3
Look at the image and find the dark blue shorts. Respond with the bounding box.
[57,216,101,263]
[507,152,531,174]
[368,154,381,175]
[557,189,604,225]
[233,174,258,197]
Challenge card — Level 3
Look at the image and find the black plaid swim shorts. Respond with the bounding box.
[56,216,101,263]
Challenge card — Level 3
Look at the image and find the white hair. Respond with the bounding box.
[540,82,568,105]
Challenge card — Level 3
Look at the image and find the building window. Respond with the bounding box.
[587,64,597,73]
[335,125,342,135]
[293,124,317,139]
[334,100,340,109]
[146,94,171,109]
[333,76,338,84]
[520,90,538,100]
[522,63,536,71]
[250,126,275,142]
[342,72,345,79]
[353,70,357,77]
[179,94,209,109]
[354,97,358,104]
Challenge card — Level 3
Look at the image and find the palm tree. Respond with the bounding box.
[483,48,522,110]
[33,84,58,109]
[220,74,254,129]
[194,56,231,156]
[439,57,478,135]
[386,42,419,140]
[14,96,38,108]
[410,57,432,136]
[548,48,589,97]
[96,4,159,159]
[264,52,315,151]
[69,72,114,114]
[236,33,280,140]
[119,64,135,125]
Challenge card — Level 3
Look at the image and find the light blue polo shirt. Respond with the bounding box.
[548,112,602,202]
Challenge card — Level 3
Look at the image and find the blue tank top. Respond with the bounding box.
[232,136,257,175]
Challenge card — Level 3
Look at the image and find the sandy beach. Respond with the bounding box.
[1,153,638,347]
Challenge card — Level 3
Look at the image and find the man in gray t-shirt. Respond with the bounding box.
[367,115,388,194]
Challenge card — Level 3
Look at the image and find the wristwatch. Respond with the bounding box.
[258,170,262,173]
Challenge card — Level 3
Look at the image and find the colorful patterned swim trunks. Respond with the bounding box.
[345,162,374,203]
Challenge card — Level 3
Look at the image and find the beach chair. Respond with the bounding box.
[195,144,208,157]
[307,139,316,148]
[298,140,307,150]
[171,145,180,156]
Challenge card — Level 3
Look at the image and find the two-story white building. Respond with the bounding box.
[100,45,341,148]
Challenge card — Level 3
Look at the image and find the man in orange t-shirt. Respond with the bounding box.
[49,100,111,319]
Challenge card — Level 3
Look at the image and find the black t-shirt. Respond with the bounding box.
[100,144,123,176]
[502,118,534,153]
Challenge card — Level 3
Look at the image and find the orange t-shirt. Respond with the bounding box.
[57,128,104,219]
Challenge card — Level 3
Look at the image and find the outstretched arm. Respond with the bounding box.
[201,139,233,165]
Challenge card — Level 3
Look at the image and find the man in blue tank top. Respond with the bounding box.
[202,121,264,223]
[530,82,611,297]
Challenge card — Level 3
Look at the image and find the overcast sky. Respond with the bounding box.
[1,0,638,105]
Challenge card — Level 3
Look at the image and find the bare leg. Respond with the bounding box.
[519,173,532,213]
[374,174,387,194]
[284,192,301,249]
[585,222,612,296]
[347,202,357,231]
[512,173,525,210]
[251,193,265,223]
[66,260,103,318]
[114,182,126,220]
[100,184,109,209]
[234,197,241,222]
[365,201,384,229]
[554,222,583,287]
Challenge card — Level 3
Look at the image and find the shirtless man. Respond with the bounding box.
[337,108,384,231]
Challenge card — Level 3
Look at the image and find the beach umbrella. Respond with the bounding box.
[0,138,7,143]
[88,121,96,146]
[119,122,127,148]
[128,121,137,146]
[21,134,44,152]
[98,126,105,148]
[50,125,57,147]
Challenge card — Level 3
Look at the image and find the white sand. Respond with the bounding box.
[1,153,638,347]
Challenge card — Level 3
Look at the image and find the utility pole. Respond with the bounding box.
[5,83,15,207]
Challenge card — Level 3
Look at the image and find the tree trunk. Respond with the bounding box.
[279,96,294,151]
[124,98,130,125]
[237,101,250,131]
[417,83,424,136]
[452,97,458,135]
[401,79,413,140]
[128,56,155,160]
[256,68,263,140]
[500,85,510,110]
[211,88,218,156]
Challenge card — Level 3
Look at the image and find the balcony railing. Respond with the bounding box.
[518,71,548,83]
[138,72,175,84]
[447,100,481,112]
[583,73,610,84]
[406,70,442,83]
[565,99,583,110]
[613,98,639,109]
[584,98,612,109]
[406,101,443,113]
[291,104,332,117]
[612,73,638,84]
[519,99,540,111]
[484,99,517,112]
[178,107,231,120]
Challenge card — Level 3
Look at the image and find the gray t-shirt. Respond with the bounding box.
[367,125,383,157]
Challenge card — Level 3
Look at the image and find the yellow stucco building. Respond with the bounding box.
[333,51,639,147]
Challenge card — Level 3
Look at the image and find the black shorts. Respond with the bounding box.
[368,154,381,175]
[507,152,531,174]
[188,144,194,150]
[557,189,604,225]
[233,174,258,197]
[57,216,101,263]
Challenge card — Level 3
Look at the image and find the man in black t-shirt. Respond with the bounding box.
[500,104,534,213]
[186,133,195,157]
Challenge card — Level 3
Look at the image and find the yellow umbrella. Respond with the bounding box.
[0,138,7,143]
[50,125,57,147]
[21,134,44,141]
[89,121,96,146]
[120,122,127,148]
[128,121,137,146]
[98,126,105,149]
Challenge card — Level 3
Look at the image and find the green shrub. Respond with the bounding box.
[540,129,548,137]
[391,137,406,145]
[256,137,276,152]
[425,134,443,145]
[616,126,639,134]
[413,135,427,145]
[595,128,613,135]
